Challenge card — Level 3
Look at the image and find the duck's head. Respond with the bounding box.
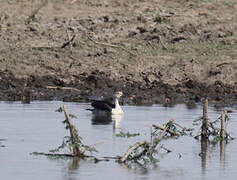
[114,91,123,98]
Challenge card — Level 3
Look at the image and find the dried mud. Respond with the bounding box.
[0,0,237,105]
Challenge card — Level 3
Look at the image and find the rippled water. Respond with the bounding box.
[0,101,237,180]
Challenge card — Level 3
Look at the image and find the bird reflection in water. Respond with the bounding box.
[91,112,112,125]
[91,112,123,131]
[112,114,123,130]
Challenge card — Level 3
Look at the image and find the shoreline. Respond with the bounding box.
[0,72,236,105]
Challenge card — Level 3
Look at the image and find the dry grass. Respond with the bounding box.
[139,40,237,62]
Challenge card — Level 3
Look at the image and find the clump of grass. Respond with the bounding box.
[153,14,169,24]
[116,131,140,138]
[140,40,237,62]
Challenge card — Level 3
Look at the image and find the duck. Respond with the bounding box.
[87,91,123,115]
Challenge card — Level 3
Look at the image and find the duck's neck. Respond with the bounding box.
[112,98,123,114]
[115,98,120,109]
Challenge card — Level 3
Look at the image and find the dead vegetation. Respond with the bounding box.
[32,105,97,158]
[194,99,234,143]
[29,101,236,169]
[116,131,140,138]
[118,119,192,166]
[118,101,235,167]
[152,119,193,137]
[0,139,6,148]
[118,119,172,166]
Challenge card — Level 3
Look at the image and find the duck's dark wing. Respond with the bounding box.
[91,100,115,112]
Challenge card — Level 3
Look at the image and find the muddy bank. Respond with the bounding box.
[0,59,236,105]
[0,0,236,104]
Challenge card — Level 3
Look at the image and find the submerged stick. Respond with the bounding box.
[120,119,174,164]
[119,141,147,163]
[31,152,75,157]
[201,99,209,139]
[152,124,180,136]
[160,144,172,153]
[152,119,174,146]
[220,139,226,162]
[220,110,227,139]
[62,105,84,157]
[33,106,99,159]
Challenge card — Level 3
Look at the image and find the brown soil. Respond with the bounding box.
[0,0,237,105]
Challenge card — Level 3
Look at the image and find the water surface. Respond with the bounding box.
[0,101,237,180]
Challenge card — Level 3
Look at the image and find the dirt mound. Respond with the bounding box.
[0,0,236,104]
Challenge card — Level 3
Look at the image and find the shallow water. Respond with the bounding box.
[0,101,237,180]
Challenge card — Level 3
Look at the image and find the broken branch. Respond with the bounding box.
[152,124,180,136]
[119,141,147,163]
[62,105,84,156]
[61,29,76,52]
[46,86,80,92]
[87,36,136,56]
[26,0,48,24]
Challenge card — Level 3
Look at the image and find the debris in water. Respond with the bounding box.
[118,119,175,167]
[152,118,193,138]
[194,99,234,143]
[32,105,97,158]
[0,139,6,148]
[116,131,140,138]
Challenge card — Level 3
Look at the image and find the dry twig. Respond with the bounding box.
[46,86,80,92]
[26,0,48,24]
[87,36,136,56]
[61,28,76,53]
[119,119,174,164]
[152,124,180,136]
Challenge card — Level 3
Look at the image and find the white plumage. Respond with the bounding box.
[88,91,123,115]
